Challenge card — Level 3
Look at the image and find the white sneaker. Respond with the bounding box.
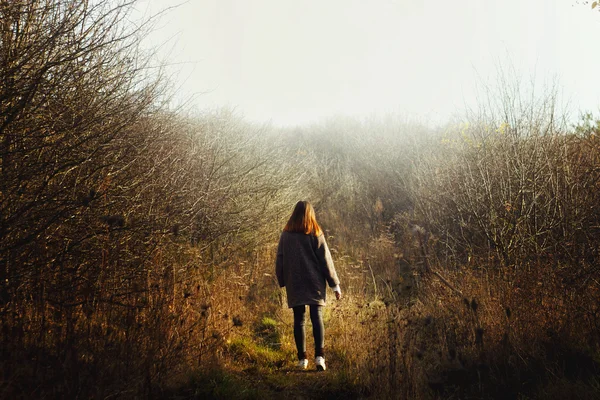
[315,356,326,371]
[296,359,308,370]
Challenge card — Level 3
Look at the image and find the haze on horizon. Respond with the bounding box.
[134,0,600,127]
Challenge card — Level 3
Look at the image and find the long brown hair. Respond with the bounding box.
[283,201,323,236]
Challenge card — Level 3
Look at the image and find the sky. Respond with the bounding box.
[133,0,600,127]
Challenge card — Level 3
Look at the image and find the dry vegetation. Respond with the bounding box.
[1,1,599,399]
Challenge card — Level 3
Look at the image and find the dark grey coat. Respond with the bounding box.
[276,231,340,308]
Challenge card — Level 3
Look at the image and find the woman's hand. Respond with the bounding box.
[333,285,342,300]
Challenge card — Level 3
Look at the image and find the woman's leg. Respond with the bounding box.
[292,305,307,360]
[309,305,325,357]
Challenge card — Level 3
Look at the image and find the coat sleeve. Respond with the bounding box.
[315,234,340,287]
[275,233,285,287]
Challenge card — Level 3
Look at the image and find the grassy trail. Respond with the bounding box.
[168,311,369,400]
[170,357,366,400]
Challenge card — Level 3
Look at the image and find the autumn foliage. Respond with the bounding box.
[1,1,599,399]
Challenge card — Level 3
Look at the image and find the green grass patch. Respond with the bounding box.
[254,316,282,349]
[227,337,287,368]
[178,368,261,400]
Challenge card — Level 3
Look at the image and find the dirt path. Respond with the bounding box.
[171,359,366,400]
[221,366,363,400]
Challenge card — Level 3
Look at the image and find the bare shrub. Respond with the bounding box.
[393,83,600,398]
[0,1,305,397]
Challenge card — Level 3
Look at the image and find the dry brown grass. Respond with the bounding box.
[2,7,599,396]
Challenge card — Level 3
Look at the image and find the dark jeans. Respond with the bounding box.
[292,304,324,360]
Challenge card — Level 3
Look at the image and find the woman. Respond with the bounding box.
[276,201,341,371]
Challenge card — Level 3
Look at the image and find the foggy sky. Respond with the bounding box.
[135,0,600,126]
